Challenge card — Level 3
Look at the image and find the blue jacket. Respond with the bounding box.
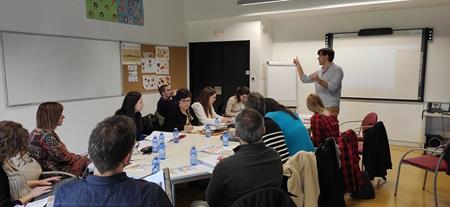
[266,111,315,155]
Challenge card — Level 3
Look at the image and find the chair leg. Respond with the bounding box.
[423,170,428,190]
[394,161,403,196]
[433,170,439,207]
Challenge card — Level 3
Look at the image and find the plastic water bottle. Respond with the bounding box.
[159,142,166,160]
[173,128,179,143]
[190,146,198,166]
[152,136,159,153]
[152,156,160,174]
[205,124,211,138]
[222,131,229,147]
[158,133,165,145]
[214,117,221,126]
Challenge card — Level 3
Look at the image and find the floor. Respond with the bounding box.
[174,145,450,207]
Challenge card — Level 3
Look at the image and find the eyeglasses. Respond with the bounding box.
[181,99,191,103]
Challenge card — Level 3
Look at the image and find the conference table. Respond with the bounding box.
[126,128,240,205]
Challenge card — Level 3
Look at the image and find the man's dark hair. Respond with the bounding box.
[158,84,169,96]
[318,48,335,62]
[172,88,192,103]
[244,92,265,115]
[88,115,136,174]
[235,108,265,144]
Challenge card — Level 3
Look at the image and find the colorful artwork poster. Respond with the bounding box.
[157,75,171,87]
[117,0,144,26]
[155,46,169,60]
[127,65,138,82]
[122,43,141,65]
[155,60,169,74]
[86,0,117,22]
[143,75,158,90]
[141,58,156,73]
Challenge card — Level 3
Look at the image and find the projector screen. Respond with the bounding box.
[331,29,426,101]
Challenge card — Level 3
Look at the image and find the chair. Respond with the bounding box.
[230,187,296,207]
[394,142,449,207]
[340,112,378,154]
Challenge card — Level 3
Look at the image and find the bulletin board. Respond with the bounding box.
[121,42,187,94]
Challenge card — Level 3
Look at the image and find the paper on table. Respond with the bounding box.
[145,131,175,143]
[23,197,48,207]
[200,145,234,156]
[143,170,166,191]
[198,155,220,168]
[124,163,152,179]
[169,165,208,179]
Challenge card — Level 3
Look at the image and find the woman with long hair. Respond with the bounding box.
[306,94,340,147]
[225,86,250,117]
[192,87,232,125]
[115,91,150,140]
[265,98,315,154]
[28,102,90,176]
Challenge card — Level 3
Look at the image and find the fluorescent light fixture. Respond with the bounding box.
[242,0,409,15]
[238,0,291,6]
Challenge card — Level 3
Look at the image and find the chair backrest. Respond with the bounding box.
[230,187,294,207]
[443,142,450,175]
[361,112,378,135]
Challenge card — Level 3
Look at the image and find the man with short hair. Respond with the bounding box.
[294,48,344,115]
[54,116,172,206]
[245,92,290,163]
[205,108,283,207]
[156,85,174,119]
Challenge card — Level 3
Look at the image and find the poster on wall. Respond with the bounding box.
[86,0,117,22]
[157,75,171,87]
[155,60,169,74]
[155,46,170,60]
[143,75,158,90]
[141,58,156,73]
[117,0,144,26]
[86,0,144,26]
[121,43,141,65]
[127,65,138,82]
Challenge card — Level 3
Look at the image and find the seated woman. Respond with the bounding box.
[225,86,250,117]
[29,102,90,176]
[115,91,150,140]
[264,98,315,155]
[192,87,232,125]
[162,88,200,132]
[306,94,340,147]
[1,121,60,206]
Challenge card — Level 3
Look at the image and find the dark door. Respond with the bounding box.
[189,41,250,114]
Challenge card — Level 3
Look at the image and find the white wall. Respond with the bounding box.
[271,5,450,144]
[0,0,186,153]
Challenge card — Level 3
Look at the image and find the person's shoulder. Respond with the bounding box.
[332,63,343,71]
[264,117,282,131]
[55,178,85,195]
[191,102,201,107]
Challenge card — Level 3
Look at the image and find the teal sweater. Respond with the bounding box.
[266,111,315,155]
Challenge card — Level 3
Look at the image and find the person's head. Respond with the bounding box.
[235,108,265,144]
[264,98,298,120]
[36,102,64,131]
[317,48,335,65]
[196,87,217,118]
[158,85,172,99]
[235,86,250,103]
[88,115,136,174]
[118,91,143,117]
[244,92,265,115]
[173,88,192,112]
[306,94,326,114]
[0,121,29,163]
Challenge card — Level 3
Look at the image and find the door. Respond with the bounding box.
[189,41,250,114]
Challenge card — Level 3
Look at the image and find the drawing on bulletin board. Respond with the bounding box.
[155,60,169,74]
[86,0,117,22]
[157,75,171,86]
[143,52,154,58]
[143,75,158,90]
[155,46,170,60]
[117,0,144,26]
[141,58,156,73]
[122,43,141,64]
[127,65,138,82]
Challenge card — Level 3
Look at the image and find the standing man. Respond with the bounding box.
[293,48,344,115]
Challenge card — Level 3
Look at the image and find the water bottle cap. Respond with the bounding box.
[191,146,196,149]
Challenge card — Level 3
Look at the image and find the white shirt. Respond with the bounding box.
[191,102,222,125]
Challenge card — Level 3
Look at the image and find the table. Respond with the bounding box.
[127,131,240,205]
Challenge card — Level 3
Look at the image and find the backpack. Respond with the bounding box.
[352,171,375,199]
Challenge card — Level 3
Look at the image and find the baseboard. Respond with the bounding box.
[389,140,421,147]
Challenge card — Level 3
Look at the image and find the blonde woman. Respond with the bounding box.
[306,94,340,147]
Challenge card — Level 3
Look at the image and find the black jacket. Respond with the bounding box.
[363,121,392,180]
[161,104,200,132]
[156,98,173,119]
[206,143,283,207]
[230,187,295,207]
[315,138,346,207]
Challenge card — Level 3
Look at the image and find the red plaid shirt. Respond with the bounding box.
[337,129,363,193]
[310,113,340,147]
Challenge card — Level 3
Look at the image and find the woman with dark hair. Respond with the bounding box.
[306,94,340,147]
[162,88,200,131]
[29,102,90,176]
[1,121,60,206]
[115,91,150,140]
[192,87,232,125]
[225,86,250,117]
[265,98,315,155]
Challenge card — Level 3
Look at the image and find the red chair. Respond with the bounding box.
[340,112,378,154]
[394,142,449,207]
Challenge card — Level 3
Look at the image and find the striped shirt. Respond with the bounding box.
[2,163,31,200]
[262,118,290,163]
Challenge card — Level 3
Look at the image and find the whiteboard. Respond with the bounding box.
[1,32,122,106]
[266,61,297,106]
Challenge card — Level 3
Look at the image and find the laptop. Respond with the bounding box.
[143,168,173,204]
